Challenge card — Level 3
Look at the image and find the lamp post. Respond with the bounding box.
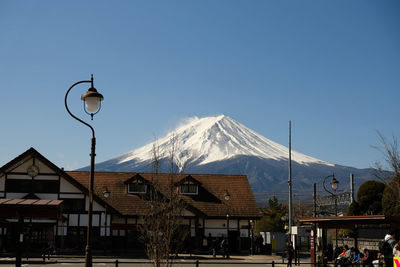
[322,173,339,247]
[322,174,339,216]
[103,188,110,256]
[250,220,254,255]
[65,75,104,267]
[224,191,230,259]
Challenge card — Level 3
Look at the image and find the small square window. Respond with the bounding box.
[128,182,147,194]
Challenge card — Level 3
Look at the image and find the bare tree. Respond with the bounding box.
[373,132,400,183]
[138,137,189,267]
[373,132,400,215]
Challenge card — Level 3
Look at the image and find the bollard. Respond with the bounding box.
[196,259,199,267]
[272,261,275,267]
[115,259,118,267]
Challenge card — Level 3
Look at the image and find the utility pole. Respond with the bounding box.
[350,173,355,204]
[288,120,293,241]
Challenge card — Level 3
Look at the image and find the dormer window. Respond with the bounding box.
[179,183,198,195]
[125,174,148,194]
[176,175,201,195]
[128,181,147,194]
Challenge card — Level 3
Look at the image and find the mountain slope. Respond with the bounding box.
[115,115,332,168]
[90,115,376,201]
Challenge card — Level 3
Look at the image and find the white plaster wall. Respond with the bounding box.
[12,159,33,172]
[100,226,111,236]
[101,214,111,225]
[80,214,88,226]
[228,219,238,229]
[36,160,55,173]
[204,219,226,228]
[6,174,31,180]
[34,175,58,180]
[69,214,79,226]
[182,209,195,216]
[204,229,228,237]
[60,177,81,193]
[240,229,249,237]
[92,214,100,226]
[31,219,56,223]
[57,226,67,236]
[6,193,26,199]
[85,197,104,211]
[239,220,249,227]
[93,200,104,211]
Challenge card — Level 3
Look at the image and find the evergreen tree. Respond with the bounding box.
[255,196,286,233]
[357,180,385,215]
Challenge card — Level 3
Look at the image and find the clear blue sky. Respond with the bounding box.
[0,0,399,170]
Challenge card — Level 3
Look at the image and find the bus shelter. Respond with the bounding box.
[0,199,63,267]
[299,215,400,266]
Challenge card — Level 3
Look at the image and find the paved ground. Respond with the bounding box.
[0,253,312,266]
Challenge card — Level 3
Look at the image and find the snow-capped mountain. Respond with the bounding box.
[118,115,333,169]
[90,115,376,201]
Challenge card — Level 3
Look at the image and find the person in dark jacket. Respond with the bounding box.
[382,231,396,267]
[286,241,295,267]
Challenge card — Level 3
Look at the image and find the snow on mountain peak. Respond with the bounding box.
[117,115,333,169]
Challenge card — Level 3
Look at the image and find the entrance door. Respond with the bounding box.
[228,230,239,252]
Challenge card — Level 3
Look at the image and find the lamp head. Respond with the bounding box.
[224,191,230,201]
[103,189,110,199]
[330,175,339,191]
[81,87,103,111]
[81,75,104,119]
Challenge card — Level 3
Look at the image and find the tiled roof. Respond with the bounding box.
[66,171,261,219]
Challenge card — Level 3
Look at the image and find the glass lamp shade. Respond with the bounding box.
[224,192,230,201]
[103,191,110,199]
[330,177,339,191]
[85,97,101,112]
[81,87,104,113]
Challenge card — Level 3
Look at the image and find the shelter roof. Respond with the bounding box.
[299,215,400,229]
[0,198,63,218]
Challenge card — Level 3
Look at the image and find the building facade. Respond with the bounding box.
[0,148,261,254]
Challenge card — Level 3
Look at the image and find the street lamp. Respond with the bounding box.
[322,174,339,216]
[224,191,230,258]
[250,220,254,255]
[322,173,339,248]
[103,188,110,256]
[65,75,104,267]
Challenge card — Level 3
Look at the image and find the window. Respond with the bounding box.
[179,183,198,195]
[61,198,85,212]
[6,179,59,193]
[128,181,147,194]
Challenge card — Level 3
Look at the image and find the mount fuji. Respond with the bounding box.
[89,115,376,201]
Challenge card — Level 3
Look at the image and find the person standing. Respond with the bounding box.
[206,233,213,255]
[382,231,396,267]
[286,241,295,267]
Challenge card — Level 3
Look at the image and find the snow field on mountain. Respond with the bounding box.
[117,115,334,169]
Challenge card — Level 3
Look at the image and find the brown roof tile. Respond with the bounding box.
[66,171,261,219]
